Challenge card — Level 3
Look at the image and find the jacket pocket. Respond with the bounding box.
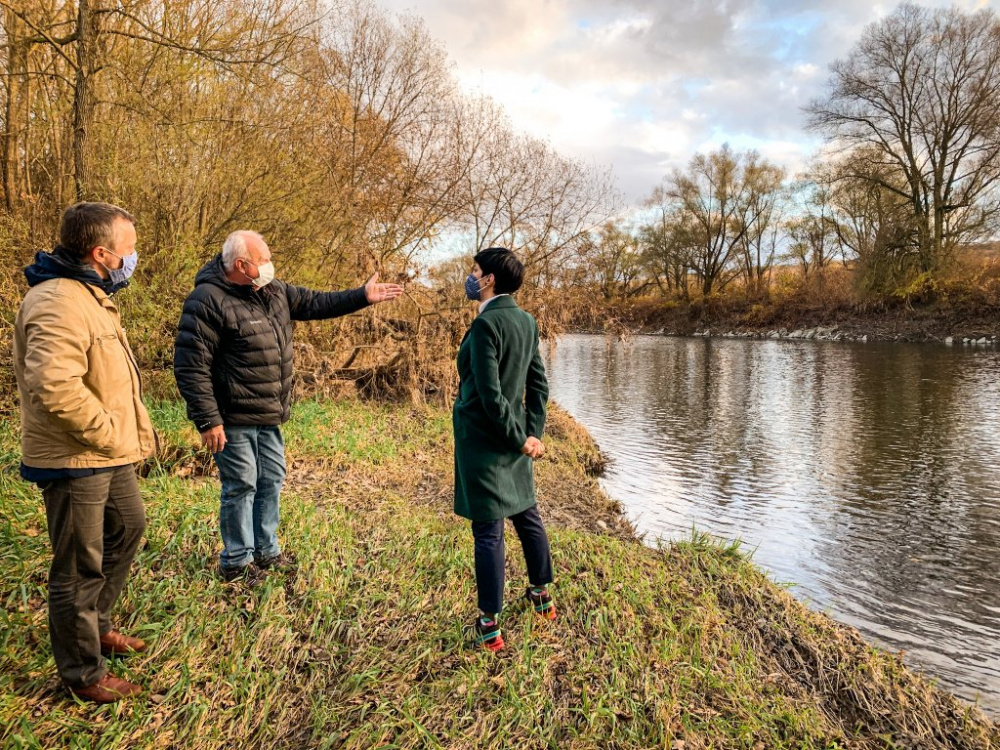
[84,332,135,455]
[89,333,132,389]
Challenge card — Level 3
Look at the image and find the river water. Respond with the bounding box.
[544,333,1000,714]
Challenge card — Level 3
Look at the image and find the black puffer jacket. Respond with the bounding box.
[173,255,369,430]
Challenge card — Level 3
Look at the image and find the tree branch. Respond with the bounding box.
[0,0,79,70]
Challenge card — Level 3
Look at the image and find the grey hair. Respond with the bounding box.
[221,230,265,271]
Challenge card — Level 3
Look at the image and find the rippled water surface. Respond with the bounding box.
[545,334,1000,713]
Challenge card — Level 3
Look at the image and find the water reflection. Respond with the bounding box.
[545,334,1000,713]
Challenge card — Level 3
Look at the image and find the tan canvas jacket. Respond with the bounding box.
[13,277,155,469]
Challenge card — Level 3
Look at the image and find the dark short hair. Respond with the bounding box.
[59,202,135,260]
[474,247,524,294]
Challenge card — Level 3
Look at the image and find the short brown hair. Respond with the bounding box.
[59,202,135,260]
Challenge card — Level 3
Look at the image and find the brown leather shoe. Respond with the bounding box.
[219,562,267,589]
[255,551,298,572]
[99,630,147,656]
[70,673,142,704]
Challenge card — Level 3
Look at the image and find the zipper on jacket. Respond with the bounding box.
[80,281,158,459]
[251,291,286,414]
[117,320,159,455]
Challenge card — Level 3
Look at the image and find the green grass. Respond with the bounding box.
[0,399,996,749]
[280,399,450,466]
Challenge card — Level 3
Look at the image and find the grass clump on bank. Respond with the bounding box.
[0,399,997,749]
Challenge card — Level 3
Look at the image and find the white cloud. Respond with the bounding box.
[378,0,1000,203]
[458,70,623,149]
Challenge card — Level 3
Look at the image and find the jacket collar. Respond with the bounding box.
[83,282,117,309]
[24,246,126,296]
[479,295,517,313]
[194,254,274,299]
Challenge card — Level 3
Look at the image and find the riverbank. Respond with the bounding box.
[1,399,997,748]
[570,292,1000,346]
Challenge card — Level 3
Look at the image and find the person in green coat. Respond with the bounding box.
[453,247,556,652]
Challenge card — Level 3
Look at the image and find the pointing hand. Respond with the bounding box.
[365,273,405,304]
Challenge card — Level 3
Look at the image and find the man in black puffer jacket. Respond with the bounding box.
[174,230,403,585]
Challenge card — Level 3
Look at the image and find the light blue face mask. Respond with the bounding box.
[102,249,138,286]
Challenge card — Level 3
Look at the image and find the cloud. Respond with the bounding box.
[378,0,997,203]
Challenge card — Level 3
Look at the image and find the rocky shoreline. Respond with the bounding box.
[671,325,1000,347]
[568,298,1000,348]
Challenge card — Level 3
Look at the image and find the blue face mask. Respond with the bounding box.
[465,273,483,301]
[103,249,138,286]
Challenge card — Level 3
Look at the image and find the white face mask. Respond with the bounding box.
[243,259,275,288]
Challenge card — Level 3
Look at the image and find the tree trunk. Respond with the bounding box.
[2,8,19,212]
[73,0,95,201]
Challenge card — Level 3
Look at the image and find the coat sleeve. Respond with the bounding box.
[285,283,369,321]
[524,322,549,439]
[19,294,115,450]
[469,318,528,453]
[173,295,224,432]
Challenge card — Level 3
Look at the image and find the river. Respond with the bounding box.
[545,333,1000,714]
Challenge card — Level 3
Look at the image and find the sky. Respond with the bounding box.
[376,0,996,205]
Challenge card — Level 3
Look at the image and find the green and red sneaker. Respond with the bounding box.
[526,586,557,620]
[473,615,505,652]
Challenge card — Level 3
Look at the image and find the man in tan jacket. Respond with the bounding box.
[13,202,156,704]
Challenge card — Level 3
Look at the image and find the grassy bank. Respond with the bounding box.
[0,400,996,749]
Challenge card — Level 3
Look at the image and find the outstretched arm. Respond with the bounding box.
[286,273,404,321]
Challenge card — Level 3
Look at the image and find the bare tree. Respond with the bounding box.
[574,220,646,300]
[452,118,619,287]
[793,149,920,295]
[0,0,74,214]
[735,159,785,296]
[0,0,310,201]
[639,186,693,299]
[807,2,1000,274]
[313,3,467,277]
[786,174,843,281]
[661,144,782,297]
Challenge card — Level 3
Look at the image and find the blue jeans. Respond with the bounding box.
[213,425,286,569]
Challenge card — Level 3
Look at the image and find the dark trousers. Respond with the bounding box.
[471,505,553,615]
[41,466,146,687]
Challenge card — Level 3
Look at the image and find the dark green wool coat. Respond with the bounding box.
[453,296,549,522]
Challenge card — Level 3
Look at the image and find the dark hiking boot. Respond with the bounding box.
[255,551,298,572]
